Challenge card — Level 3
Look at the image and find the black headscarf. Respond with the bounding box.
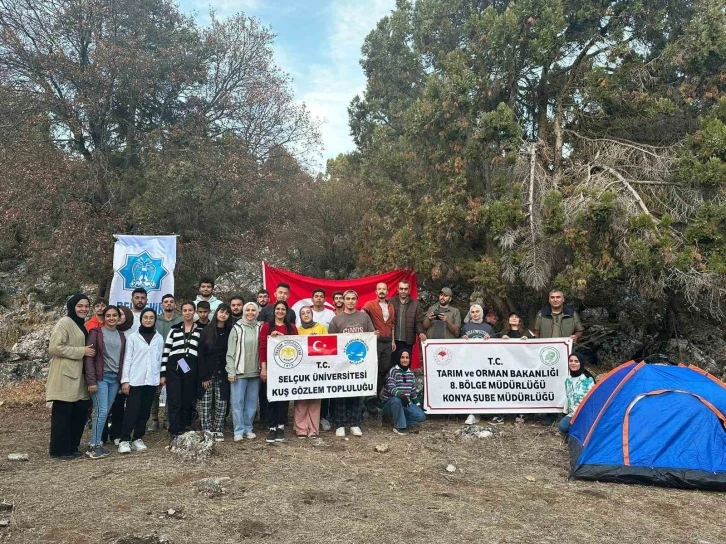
[569,351,594,379]
[66,294,90,339]
[138,308,157,344]
[396,349,412,371]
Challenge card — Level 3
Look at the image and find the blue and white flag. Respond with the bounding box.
[109,235,177,313]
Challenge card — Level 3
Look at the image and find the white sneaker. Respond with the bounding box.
[234,435,244,442]
[350,426,363,437]
[214,432,224,442]
[131,439,147,451]
[465,414,480,425]
[245,432,256,440]
[320,418,332,432]
[335,426,345,437]
[118,441,131,454]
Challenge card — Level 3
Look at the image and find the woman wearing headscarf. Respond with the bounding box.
[117,308,165,453]
[379,349,425,435]
[558,351,595,434]
[102,305,133,445]
[198,303,233,441]
[461,304,496,425]
[83,305,126,459]
[293,306,326,438]
[46,294,96,459]
[226,302,262,441]
[259,300,298,443]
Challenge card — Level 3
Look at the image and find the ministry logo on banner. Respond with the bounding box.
[110,235,177,313]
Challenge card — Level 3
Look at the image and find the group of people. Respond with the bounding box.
[44,277,591,460]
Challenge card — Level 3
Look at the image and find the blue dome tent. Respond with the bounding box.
[568,361,726,490]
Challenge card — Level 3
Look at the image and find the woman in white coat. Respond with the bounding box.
[118,308,165,453]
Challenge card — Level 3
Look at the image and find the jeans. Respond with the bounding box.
[89,371,120,447]
[383,397,426,430]
[558,414,572,434]
[230,377,260,436]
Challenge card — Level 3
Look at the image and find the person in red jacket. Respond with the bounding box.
[85,297,108,332]
[259,300,298,444]
[83,305,126,459]
[362,282,395,412]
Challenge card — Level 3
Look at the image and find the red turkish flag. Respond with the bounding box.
[308,336,338,356]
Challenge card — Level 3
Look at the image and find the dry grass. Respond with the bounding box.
[0,379,46,407]
[0,393,724,544]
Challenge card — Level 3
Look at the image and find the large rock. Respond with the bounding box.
[169,431,215,463]
[665,339,723,376]
[0,325,53,385]
[11,325,53,361]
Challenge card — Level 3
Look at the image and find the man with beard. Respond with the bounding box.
[194,277,221,320]
[229,296,246,323]
[389,280,426,365]
[423,288,461,340]
[127,288,148,335]
[362,283,395,412]
[256,289,269,309]
[332,291,345,315]
[85,297,108,332]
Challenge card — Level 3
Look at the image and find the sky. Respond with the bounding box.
[177,0,397,170]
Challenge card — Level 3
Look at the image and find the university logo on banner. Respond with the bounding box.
[110,235,177,313]
[308,336,338,356]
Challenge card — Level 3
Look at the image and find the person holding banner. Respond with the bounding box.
[500,312,533,339]
[380,349,425,435]
[198,304,233,441]
[226,302,263,441]
[460,304,495,426]
[328,290,376,437]
[46,294,95,459]
[293,306,327,438]
[162,301,202,440]
[118,309,165,454]
[259,300,298,443]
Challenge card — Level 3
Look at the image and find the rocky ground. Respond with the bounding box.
[0,383,725,544]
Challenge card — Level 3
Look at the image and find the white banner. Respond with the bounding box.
[423,339,572,414]
[267,333,378,401]
[109,235,177,313]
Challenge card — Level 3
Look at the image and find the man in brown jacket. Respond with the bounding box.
[389,280,426,366]
[362,282,396,410]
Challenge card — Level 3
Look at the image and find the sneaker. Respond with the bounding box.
[234,435,244,442]
[309,433,319,439]
[118,441,131,454]
[244,432,256,440]
[131,439,147,451]
[113,438,121,446]
[320,418,332,432]
[85,445,96,458]
[465,414,480,425]
[147,419,160,432]
[214,432,224,442]
[350,426,363,437]
[275,427,285,442]
[266,429,277,443]
[393,427,408,436]
[87,446,108,459]
[491,416,505,425]
[297,433,307,439]
[335,427,345,437]
[98,446,111,457]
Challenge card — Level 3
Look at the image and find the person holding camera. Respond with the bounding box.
[423,287,461,339]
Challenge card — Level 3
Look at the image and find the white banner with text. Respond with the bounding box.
[267,333,378,401]
[423,339,572,414]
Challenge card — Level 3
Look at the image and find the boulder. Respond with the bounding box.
[169,431,215,463]
[11,325,53,361]
[665,339,722,376]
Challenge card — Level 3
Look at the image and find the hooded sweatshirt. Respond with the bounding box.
[193,295,221,320]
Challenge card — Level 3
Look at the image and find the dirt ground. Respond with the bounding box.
[0,381,724,544]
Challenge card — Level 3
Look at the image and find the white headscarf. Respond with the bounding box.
[468,304,484,324]
[242,301,260,323]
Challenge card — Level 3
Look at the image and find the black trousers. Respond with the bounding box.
[102,392,126,443]
[120,385,156,442]
[267,400,288,429]
[258,379,269,424]
[166,369,197,436]
[49,399,91,457]
[376,338,393,395]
